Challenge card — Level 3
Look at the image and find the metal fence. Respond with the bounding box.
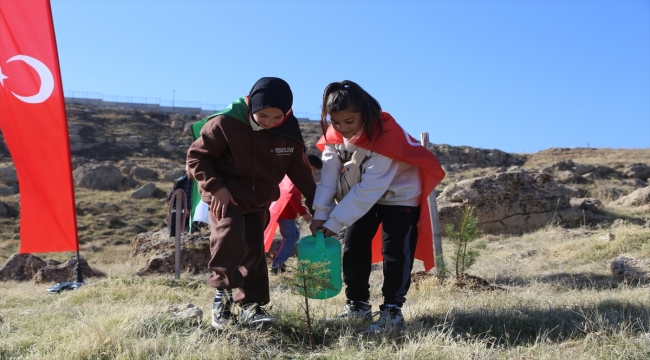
[64,90,226,112]
[63,90,319,119]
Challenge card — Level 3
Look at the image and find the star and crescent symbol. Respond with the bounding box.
[0,54,55,104]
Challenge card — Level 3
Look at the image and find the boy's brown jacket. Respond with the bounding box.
[187,114,316,214]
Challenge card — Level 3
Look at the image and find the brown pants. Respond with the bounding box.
[206,205,270,305]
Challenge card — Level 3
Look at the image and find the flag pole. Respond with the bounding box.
[420,132,445,277]
[75,249,83,284]
[174,190,186,279]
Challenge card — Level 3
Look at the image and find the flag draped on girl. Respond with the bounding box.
[317,112,445,271]
[0,0,79,253]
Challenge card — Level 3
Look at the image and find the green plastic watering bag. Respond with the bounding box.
[297,231,342,299]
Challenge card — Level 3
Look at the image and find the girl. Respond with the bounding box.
[187,77,317,329]
[310,80,445,333]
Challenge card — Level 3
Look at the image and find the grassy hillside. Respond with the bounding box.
[0,105,649,359]
[1,223,649,359]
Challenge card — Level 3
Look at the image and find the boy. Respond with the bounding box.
[187,77,316,329]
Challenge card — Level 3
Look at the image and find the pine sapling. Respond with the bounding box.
[444,204,482,278]
[284,260,336,351]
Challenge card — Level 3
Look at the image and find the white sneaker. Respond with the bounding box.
[364,304,405,333]
[331,300,372,320]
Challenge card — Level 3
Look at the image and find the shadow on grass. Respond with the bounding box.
[138,298,649,354]
[413,298,650,347]
[492,272,620,290]
[255,298,650,351]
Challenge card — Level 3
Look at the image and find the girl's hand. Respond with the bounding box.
[301,213,313,222]
[210,187,238,221]
[309,220,326,235]
[321,227,336,238]
[309,220,336,238]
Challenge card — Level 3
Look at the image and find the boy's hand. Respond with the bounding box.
[301,213,313,222]
[309,220,325,235]
[210,187,238,221]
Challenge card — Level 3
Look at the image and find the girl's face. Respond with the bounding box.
[329,110,363,139]
[253,107,285,129]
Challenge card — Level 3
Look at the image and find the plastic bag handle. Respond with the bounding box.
[316,230,326,254]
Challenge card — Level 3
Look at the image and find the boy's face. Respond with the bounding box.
[310,166,319,177]
[253,107,285,129]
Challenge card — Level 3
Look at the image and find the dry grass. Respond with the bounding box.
[1,106,649,358]
[522,147,650,169]
[1,223,649,359]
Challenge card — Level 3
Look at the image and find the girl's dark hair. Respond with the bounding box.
[320,80,383,142]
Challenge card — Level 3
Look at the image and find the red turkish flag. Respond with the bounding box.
[0,0,79,253]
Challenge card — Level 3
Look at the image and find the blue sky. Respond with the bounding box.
[50,0,649,153]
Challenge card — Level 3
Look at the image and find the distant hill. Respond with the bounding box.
[0,104,648,254]
[1,103,648,169]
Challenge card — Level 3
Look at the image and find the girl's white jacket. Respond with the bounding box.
[313,139,422,234]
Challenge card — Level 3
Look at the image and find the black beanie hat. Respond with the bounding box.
[248,77,293,115]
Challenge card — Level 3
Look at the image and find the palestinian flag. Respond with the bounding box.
[187,97,305,232]
[187,98,249,232]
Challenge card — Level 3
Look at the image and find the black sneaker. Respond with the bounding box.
[269,264,286,275]
[330,300,372,320]
[211,297,238,329]
[239,302,277,327]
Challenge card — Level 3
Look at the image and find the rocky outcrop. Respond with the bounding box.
[610,187,650,211]
[158,140,177,153]
[162,169,185,182]
[71,157,87,170]
[430,144,525,169]
[33,256,104,284]
[0,163,18,196]
[69,124,95,151]
[437,171,605,235]
[117,160,137,175]
[0,253,47,281]
[95,213,126,228]
[0,183,17,196]
[570,197,604,212]
[131,182,158,199]
[73,163,125,190]
[0,163,17,184]
[621,163,650,180]
[611,257,650,285]
[115,135,149,148]
[130,166,158,181]
[131,229,211,275]
[538,160,621,184]
[167,303,203,324]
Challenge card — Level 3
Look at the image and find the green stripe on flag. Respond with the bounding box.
[187,98,248,233]
[188,115,213,233]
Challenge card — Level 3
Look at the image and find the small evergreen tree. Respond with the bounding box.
[284,260,336,351]
[444,205,482,277]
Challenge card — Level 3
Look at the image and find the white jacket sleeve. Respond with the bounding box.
[323,150,399,233]
[312,144,340,221]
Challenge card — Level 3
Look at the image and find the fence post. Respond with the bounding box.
[421,133,445,277]
[174,190,186,279]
